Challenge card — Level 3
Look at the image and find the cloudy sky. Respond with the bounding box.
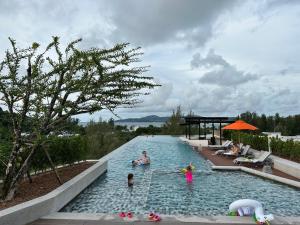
[1,0,300,121]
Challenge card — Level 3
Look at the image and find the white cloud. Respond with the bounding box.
[106,0,236,47]
[191,50,258,86]
[139,82,173,108]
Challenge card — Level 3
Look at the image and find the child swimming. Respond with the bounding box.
[128,173,134,186]
[185,164,193,183]
[179,163,194,182]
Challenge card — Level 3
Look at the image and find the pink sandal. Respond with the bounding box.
[127,212,133,218]
[148,212,155,220]
[148,213,161,222]
[153,215,161,221]
[119,212,126,218]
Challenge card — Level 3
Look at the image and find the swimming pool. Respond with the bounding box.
[61,136,300,216]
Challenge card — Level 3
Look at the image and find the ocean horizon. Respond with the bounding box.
[79,121,165,128]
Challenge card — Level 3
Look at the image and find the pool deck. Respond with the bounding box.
[179,137,300,182]
[200,147,300,182]
[27,213,300,225]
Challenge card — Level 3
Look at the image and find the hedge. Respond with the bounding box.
[229,132,268,151]
[30,135,87,172]
[270,138,300,161]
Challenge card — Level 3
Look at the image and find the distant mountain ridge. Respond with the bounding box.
[116,115,169,123]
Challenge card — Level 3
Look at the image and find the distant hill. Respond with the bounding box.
[116,115,169,123]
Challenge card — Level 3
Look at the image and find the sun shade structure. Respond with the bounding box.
[222,120,258,131]
[222,120,258,143]
[180,116,235,144]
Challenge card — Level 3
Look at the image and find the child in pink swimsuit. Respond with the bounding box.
[185,165,193,183]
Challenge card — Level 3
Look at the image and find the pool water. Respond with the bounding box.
[61,136,300,216]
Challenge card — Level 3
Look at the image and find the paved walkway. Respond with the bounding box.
[28,219,255,225]
[27,213,263,225]
[27,215,300,225]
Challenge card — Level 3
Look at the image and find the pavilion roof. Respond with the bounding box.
[180,116,236,125]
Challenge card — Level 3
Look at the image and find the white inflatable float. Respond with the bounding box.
[229,199,274,224]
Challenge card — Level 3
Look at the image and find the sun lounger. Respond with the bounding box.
[222,144,251,157]
[213,149,226,155]
[223,150,239,157]
[233,151,271,166]
[240,145,250,156]
[208,140,232,150]
[213,143,242,156]
[222,144,243,157]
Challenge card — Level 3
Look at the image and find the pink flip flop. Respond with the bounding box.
[153,214,161,221]
[119,212,126,218]
[148,212,155,220]
[127,212,133,218]
[148,213,161,222]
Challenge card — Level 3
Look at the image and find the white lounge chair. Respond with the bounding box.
[222,144,251,157]
[233,151,271,166]
[223,148,239,157]
[208,140,232,150]
[240,145,251,157]
[221,144,242,156]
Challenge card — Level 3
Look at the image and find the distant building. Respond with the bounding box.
[262,132,300,142]
[129,125,139,131]
[57,132,79,137]
[262,132,281,138]
[21,132,30,137]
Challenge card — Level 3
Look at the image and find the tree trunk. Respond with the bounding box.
[26,170,32,183]
[43,149,62,185]
[1,143,21,200]
[2,172,17,201]
[1,146,36,201]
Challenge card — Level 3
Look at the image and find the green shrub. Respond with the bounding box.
[31,135,87,172]
[229,131,268,151]
[270,138,300,161]
[0,142,12,177]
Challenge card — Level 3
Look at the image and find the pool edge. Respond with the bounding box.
[41,212,300,225]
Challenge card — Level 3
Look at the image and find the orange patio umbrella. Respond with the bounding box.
[222,120,258,143]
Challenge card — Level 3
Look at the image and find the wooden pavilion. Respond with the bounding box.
[180,116,235,144]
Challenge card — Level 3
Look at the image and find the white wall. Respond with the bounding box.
[271,155,300,179]
[251,149,300,179]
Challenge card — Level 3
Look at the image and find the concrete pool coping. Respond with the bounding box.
[33,212,300,225]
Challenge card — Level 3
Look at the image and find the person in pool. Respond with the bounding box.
[141,150,150,164]
[128,173,134,186]
[184,162,193,183]
[132,150,150,166]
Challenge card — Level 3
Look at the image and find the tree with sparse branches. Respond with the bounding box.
[0,36,159,200]
[162,106,184,135]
